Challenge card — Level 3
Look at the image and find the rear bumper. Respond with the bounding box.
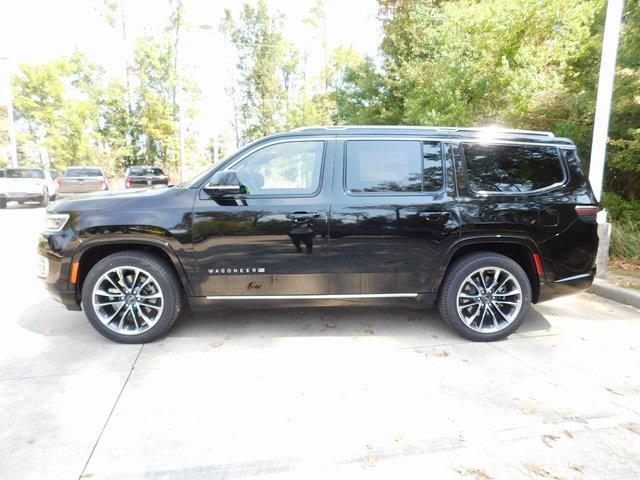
[1,192,42,201]
[537,269,596,303]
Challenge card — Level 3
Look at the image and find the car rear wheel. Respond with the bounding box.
[438,252,532,341]
[81,251,182,343]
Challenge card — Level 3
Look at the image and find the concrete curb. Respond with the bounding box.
[589,278,640,309]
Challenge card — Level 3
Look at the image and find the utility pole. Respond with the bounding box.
[589,0,624,202]
[589,0,625,276]
[0,57,18,167]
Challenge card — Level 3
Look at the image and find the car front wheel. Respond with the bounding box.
[39,189,49,207]
[81,251,182,343]
[438,252,532,341]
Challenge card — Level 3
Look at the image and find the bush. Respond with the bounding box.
[603,192,640,224]
[611,220,640,262]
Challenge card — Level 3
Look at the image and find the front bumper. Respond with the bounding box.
[38,230,82,310]
[537,269,596,303]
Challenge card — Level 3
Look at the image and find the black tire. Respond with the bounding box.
[39,189,49,207]
[81,250,182,343]
[438,252,532,342]
[0,199,6,209]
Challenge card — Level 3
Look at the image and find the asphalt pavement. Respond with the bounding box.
[1,203,639,480]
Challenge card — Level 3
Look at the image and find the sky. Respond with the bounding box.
[1,0,381,150]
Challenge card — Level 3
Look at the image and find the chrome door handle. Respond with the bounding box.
[288,212,320,220]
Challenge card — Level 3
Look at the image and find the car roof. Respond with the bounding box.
[259,125,575,146]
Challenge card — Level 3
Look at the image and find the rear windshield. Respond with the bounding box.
[6,169,44,179]
[462,144,564,193]
[129,167,164,176]
[65,168,103,177]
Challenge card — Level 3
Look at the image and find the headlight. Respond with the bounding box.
[44,214,70,232]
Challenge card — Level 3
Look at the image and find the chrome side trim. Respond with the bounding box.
[554,273,593,283]
[206,293,419,300]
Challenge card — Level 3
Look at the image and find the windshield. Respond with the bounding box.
[65,168,103,177]
[130,167,164,176]
[6,169,44,179]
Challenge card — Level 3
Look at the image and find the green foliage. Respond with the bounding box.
[221,0,291,143]
[611,219,640,262]
[11,53,104,170]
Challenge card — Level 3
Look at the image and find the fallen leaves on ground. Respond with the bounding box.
[625,423,640,434]
[563,430,574,439]
[360,455,377,469]
[570,464,585,474]
[324,322,336,329]
[542,434,560,448]
[606,386,624,396]
[521,405,537,415]
[454,467,492,480]
[426,350,450,358]
[523,463,565,479]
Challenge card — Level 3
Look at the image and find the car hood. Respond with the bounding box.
[47,186,187,213]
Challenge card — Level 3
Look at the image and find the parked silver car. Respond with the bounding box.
[56,167,109,196]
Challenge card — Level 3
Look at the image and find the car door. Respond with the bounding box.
[328,137,461,295]
[192,137,334,297]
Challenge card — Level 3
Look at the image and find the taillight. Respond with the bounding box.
[54,178,60,188]
[102,180,109,190]
[575,205,599,223]
[125,178,131,188]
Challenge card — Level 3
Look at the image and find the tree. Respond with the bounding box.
[221,0,290,143]
[12,53,103,169]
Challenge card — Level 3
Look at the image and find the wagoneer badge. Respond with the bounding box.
[208,267,266,275]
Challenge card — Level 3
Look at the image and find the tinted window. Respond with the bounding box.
[6,169,44,179]
[0,170,5,178]
[422,142,444,192]
[130,167,164,176]
[462,144,564,193]
[218,141,324,195]
[65,168,103,177]
[346,140,442,193]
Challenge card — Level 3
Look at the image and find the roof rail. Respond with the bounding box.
[290,125,555,138]
[448,127,555,138]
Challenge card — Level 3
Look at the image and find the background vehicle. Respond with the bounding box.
[125,166,169,188]
[56,166,109,196]
[0,167,56,208]
[38,126,599,344]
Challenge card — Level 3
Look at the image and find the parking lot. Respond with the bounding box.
[0,204,639,479]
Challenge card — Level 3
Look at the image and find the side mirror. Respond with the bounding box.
[203,171,245,196]
[203,181,242,196]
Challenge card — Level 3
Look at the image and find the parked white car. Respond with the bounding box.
[0,168,58,208]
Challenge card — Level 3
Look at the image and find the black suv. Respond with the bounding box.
[38,126,599,343]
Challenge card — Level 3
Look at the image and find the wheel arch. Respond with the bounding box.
[71,237,194,299]
[434,236,542,303]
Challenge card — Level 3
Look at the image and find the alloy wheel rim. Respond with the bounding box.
[92,266,164,335]
[456,267,522,333]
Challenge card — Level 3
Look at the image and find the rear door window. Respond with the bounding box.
[345,140,443,194]
[462,144,564,193]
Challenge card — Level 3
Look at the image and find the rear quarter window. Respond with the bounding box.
[462,143,564,193]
